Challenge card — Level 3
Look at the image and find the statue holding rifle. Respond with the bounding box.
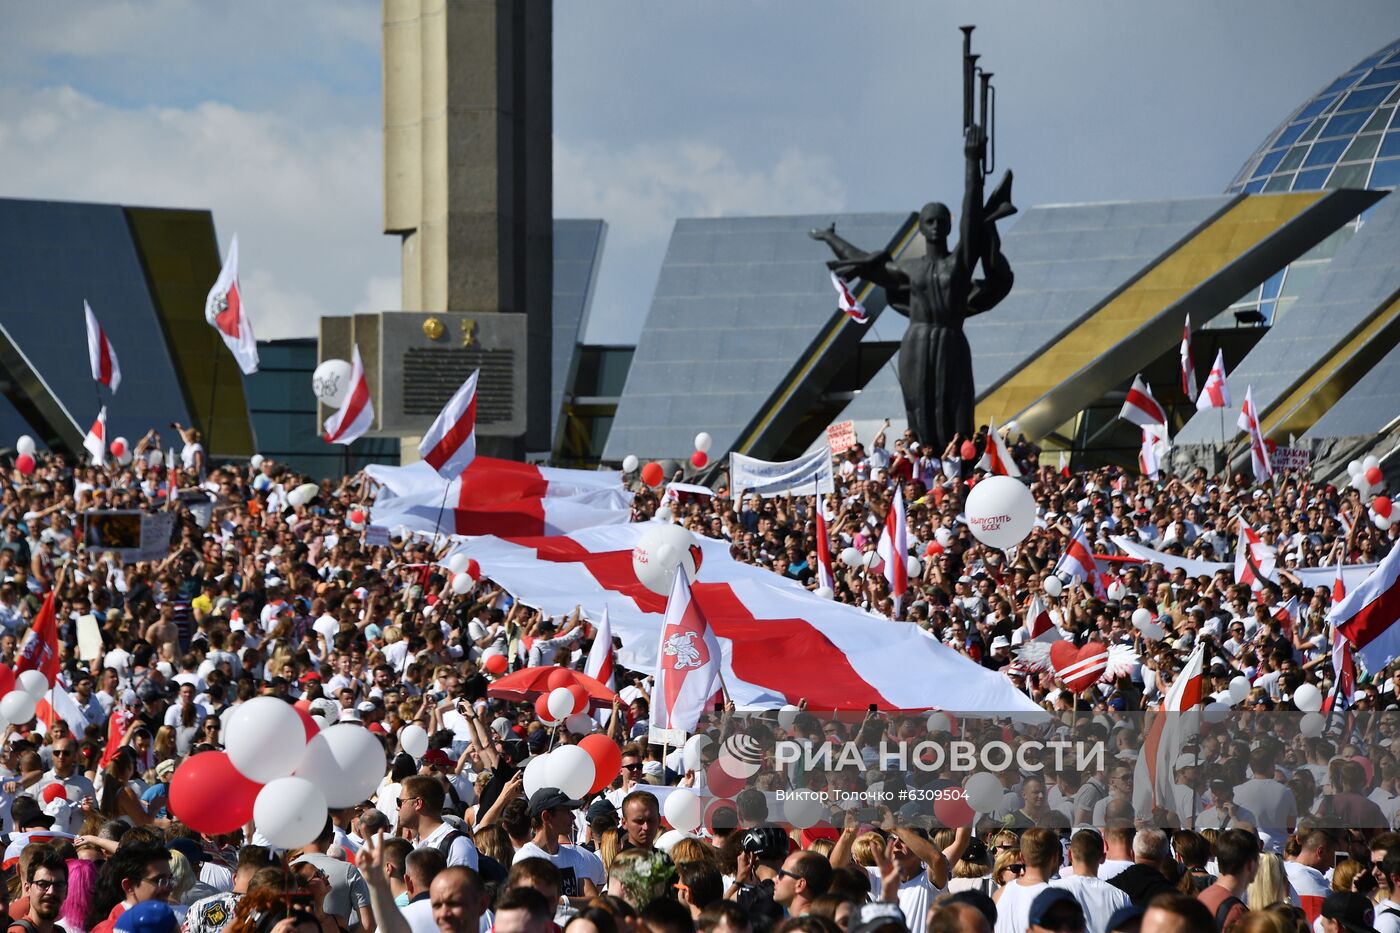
[811,26,1016,454]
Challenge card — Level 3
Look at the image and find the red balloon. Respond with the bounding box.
[567,683,590,716]
[1367,466,1384,486]
[959,441,977,461]
[1377,497,1394,520]
[15,454,34,476]
[706,759,747,797]
[578,734,622,794]
[690,450,708,468]
[546,668,576,691]
[534,693,558,724]
[169,752,261,835]
[934,794,976,828]
[109,440,126,458]
[484,653,508,675]
[293,704,319,741]
[349,509,366,524]
[641,462,664,487]
[0,664,16,697]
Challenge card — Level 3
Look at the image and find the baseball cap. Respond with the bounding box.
[422,749,454,768]
[168,837,205,867]
[528,787,582,817]
[1028,888,1083,928]
[586,798,618,826]
[1105,905,1144,933]
[299,672,321,685]
[1321,892,1376,933]
[115,901,179,933]
[848,903,908,933]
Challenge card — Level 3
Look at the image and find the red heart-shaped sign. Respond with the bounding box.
[1049,640,1109,694]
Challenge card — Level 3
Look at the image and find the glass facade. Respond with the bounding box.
[1225,38,1400,325]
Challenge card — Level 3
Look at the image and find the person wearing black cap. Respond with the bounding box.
[1322,891,1379,933]
[1026,889,1086,933]
[579,798,619,854]
[515,787,602,900]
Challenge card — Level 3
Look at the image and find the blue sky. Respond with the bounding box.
[1,2,1396,342]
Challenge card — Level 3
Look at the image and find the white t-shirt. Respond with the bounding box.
[866,867,941,933]
[513,842,604,898]
[1052,875,1131,933]
[995,880,1050,933]
[1232,778,1297,850]
[1372,898,1400,933]
[416,821,479,869]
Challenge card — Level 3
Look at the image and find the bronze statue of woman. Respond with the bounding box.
[810,126,1015,454]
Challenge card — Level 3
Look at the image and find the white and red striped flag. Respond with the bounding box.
[204,234,259,375]
[1058,450,1071,478]
[1235,518,1276,592]
[1195,350,1230,411]
[1273,595,1299,640]
[976,421,1022,478]
[82,407,107,466]
[584,605,615,690]
[815,505,837,592]
[418,369,479,479]
[1120,374,1168,431]
[1326,625,1356,713]
[653,570,723,733]
[829,273,868,324]
[1164,641,1205,712]
[323,344,374,445]
[1237,385,1273,483]
[84,301,121,393]
[1333,553,1347,603]
[36,683,91,735]
[1054,521,1098,585]
[1139,426,1166,480]
[1334,537,1400,671]
[1133,642,1203,821]
[1181,314,1197,400]
[1026,593,1061,642]
[875,486,909,604]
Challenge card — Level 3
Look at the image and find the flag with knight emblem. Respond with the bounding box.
[652,569,723,733]
[204,234,259,375]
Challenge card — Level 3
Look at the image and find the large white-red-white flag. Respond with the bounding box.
[204,234,259,375]
[653,570,723,733]
[82,407,106,466]
[323,344,374,445]
[829,273,868,324]
[1133,642,1203,821]
[419,370,478,479]
[815,505,837,593]
[1120,374,1168,431]
[1235,518,1276,592]
[1025,593,1061,642]
[875,486,909,603]
[1237,385,1273,483]
[84,301,121,393]
[1334,537,1400,671]
[1139,425,1168,481]
[976,421,1021,478]
[1195,349,1230,411]
[1054,522,1098,584]
[584,605,615,689]
[1181,314,1197,400]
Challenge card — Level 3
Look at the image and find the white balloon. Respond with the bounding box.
[399,724,429,758]
[1348,459,1363,477]
[294,725,388,807]
[777,705,801,731]
[564,713,594,735]
[1293,683,1322,713]
[655,507,674,523]
[254,777,328,849]
[1365,455,1381,472]
[118,450,132,466]
[1300,712,1326,738]
[0,690,36,724]
[250,454,265,470]
[1131,608,1153,629]
[1228,676,1251,706]
[312,359,353,407]
[814,586,835,600]
[288,483,320,508]
[147,449,164,468]
[522,754,552,798]
[663,787,702,833]
[447,553,470,575]
[1106,581,1126,602]
[964,772,1003,812]
[862,550,877,570]
[622,455,639,473]
[694,432,713,454]
[17,670,47,700]
[451,573,472,595]
[311,715,330,731]
[1203,702,1230,725]
[682,734,712,772]
[655,829,690,853]
[544,744,596,800]
[926,712,952,734]
[1043,575,1063,598]
[15,436,34,457]
[906,556,923,578]
[226,697,308,783]
[631,524,701,595]
[839,547,862,569]
[783,794,827,830]
[934,527,954,548]
[964,476,1036,550]
[547,687,575,722]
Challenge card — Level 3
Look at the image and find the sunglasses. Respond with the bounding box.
[776,869,806,882]
[1007,865,1025,875]
[622,763,642,772]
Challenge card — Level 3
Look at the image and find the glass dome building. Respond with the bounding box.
[1225,37,1400,324]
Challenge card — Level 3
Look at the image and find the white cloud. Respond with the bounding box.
[0,85,398,340]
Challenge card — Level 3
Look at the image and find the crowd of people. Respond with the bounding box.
[0,419,1393,933]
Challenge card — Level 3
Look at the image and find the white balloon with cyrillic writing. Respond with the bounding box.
[631,523,701,595]
[664,787,702,833]
[254,777,328,849]
[964,476,1036,549]
[544,745,595,800]
[312,359,353,407]
[293,725,387,807]
[226,697,307,783]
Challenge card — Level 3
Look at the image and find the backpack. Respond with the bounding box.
[433,829,466,859]
[1214,895,1244,932]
